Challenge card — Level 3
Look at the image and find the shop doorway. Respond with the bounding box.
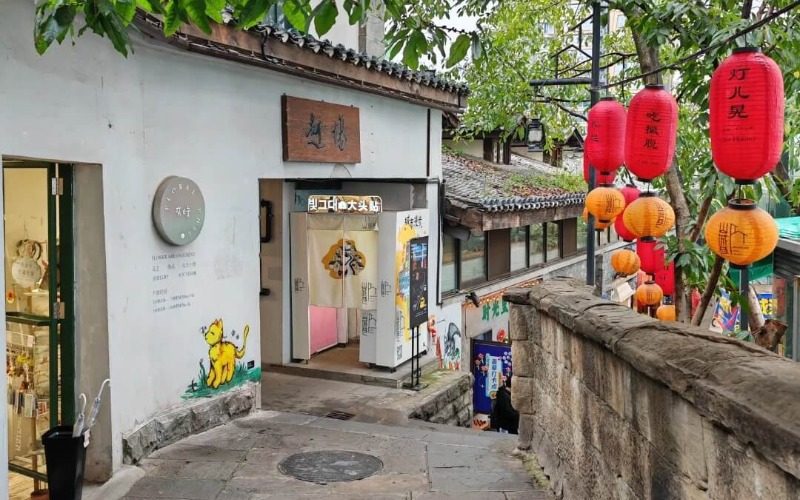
[3,160,75,498]
[290,213,379,364]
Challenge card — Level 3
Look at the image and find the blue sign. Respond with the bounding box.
[472,340,512,414]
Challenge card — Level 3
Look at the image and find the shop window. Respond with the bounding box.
[576,217,587,252]
[442,233,458,293]
[460,232,487,285]
[510,227,529,272]
[529,224,545,265]
[546,222,560,262]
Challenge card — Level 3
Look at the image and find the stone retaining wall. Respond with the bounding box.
[409,372,473,427]
[505,278,800,500]
[122,382,258,464]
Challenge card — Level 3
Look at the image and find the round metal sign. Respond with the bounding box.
[278,450,383,484]
[152,176,205,246]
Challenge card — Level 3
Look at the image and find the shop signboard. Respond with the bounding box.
[472,339,512,414]
[282,96,361,163]
[409,237,429,328]
[307,195,382,214]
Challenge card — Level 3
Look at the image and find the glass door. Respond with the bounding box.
[4,160,74,492]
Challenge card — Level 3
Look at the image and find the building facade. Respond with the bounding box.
[0,1,464,496]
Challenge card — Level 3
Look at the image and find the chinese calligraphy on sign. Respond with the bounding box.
[282,96,361,163]
[307,195,382,214]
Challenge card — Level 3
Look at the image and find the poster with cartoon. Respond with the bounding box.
[710,288,776,334]
[427,303,462,370]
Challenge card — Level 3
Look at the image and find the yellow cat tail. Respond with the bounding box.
[236,325,250,359]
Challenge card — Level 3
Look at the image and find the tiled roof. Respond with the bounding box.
[442,152,586,213]
[244,19,468,95]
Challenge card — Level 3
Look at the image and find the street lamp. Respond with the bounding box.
[527,119,546,151]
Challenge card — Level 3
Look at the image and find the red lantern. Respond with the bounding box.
[654,260,675,296]
[583,152,616,185]
[637,237,666,274]
[624,85,678,182]
[620,184,640,207]
[710,48,784,183]
[614,212,636,242]
[586,97,626,174]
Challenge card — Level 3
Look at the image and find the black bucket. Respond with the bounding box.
[42,425,87,500]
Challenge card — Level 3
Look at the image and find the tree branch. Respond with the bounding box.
[691,255,724,326]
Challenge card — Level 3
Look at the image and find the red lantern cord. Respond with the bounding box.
[624,85,678,182]
[586,97,626,174]
[710,48,784,183]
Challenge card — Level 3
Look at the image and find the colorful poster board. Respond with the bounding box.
[710,289,776,334]
[472,340,513,414]
[409,237,429,328]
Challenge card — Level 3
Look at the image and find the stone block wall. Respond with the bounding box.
[409,373,473,427]
[505,278,800,499]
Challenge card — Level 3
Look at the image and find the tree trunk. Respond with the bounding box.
[630,30,693,322]
[689,192,714,243]
[691,255,725,326]
[664,164,693,321]
[746,286,765,332]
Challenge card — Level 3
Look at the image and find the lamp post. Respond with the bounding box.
[530,1,603,286]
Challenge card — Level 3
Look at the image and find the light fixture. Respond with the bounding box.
[527,119,545,151]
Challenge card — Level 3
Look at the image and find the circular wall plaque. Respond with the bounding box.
[152,176,205,246]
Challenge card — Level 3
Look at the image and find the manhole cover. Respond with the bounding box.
[325,410,355,421]
[278,450,383,484]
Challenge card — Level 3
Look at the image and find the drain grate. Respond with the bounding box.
[278,450,383,484]
[325,410,355,420]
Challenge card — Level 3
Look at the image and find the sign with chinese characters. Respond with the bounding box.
[307,195,382,214]
[472,340,512,414]
[464,291,510,343]
[282,95,361,163]
[152,176,205,246]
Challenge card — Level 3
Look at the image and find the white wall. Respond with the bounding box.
[0,0,436,473]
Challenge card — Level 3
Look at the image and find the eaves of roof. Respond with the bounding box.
[133,12,466,112]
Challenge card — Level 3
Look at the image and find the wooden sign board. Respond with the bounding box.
[282,95,361,163]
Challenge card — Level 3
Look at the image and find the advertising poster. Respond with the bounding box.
[472,340,513,414]
[464,291,510,343]
[409,237,429,328]
[710,289,776,334]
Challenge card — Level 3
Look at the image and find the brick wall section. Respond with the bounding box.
[504,277,800,499]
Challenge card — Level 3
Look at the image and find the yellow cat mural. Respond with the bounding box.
[203,319,250,389]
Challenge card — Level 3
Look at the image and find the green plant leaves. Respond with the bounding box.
[312,0,338,35]
[238,0,271,28]
[446,33,470,68]
[283,0,311,31]
[184,0,212,33]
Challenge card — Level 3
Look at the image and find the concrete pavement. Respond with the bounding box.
[122,410,553,500]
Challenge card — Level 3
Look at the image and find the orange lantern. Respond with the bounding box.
[611,249,640,276]
[636,280,663,307]
[704,199,778,267]
[582,208,613,230]
[656,304,676,321]
[585,186,625,223]
[623,192,675,238]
